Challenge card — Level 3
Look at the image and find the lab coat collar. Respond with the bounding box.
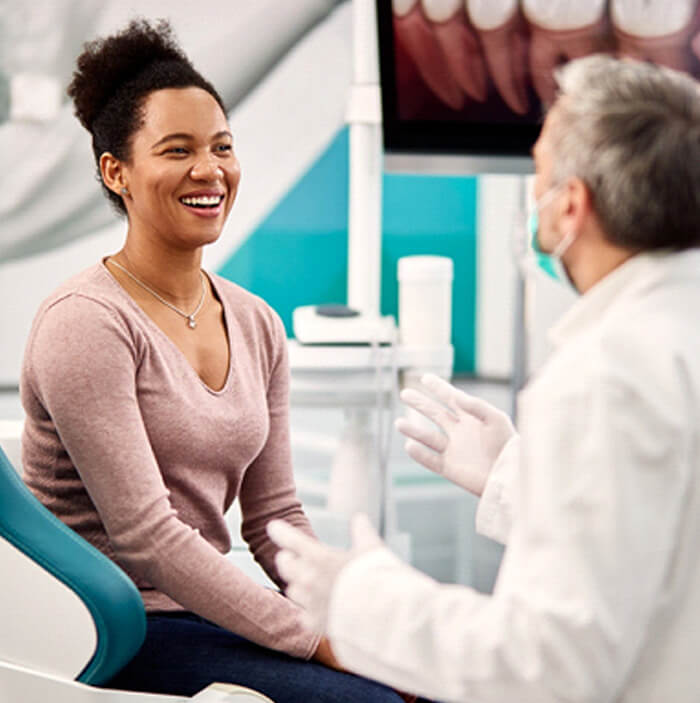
[548,249,700,349]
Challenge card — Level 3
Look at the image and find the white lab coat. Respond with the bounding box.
[326,249,700,703]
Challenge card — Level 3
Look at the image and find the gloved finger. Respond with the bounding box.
[268,520,326,559]
[285,582,312,611]
[421,373,490,422]
[453,391,504,423]
[351,513,384,551]
[405,438,444,474]
[275,549,309,585]
[395,416,448,453]
[400,387,458,428]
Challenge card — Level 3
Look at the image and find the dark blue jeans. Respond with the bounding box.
[103,612,408,702]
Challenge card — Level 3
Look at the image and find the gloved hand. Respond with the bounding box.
[267,513,384,633]
[395,373,516,496]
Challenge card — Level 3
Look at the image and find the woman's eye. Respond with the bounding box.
[215,144,233,153]
[166,147,188,155]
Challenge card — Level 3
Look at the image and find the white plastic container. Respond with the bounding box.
[398,255,454,347]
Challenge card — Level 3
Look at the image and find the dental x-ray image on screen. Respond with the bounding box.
[377,0,700,168]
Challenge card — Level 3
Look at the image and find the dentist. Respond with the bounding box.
[269,55,700,703]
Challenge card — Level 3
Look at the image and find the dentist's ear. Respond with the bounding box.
[100,151,128,198]
[560,177,593,238]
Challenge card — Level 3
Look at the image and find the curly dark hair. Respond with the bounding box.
[67,19,226,215]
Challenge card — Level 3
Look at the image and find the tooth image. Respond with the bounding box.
[422,0,488,103]
[467,0,529,115]
[611,0,698,72]
[523,0,608,105]
[393,0,465,111]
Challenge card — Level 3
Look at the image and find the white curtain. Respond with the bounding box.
[0,0,342,263]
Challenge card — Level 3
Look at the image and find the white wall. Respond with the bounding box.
[476,175,576,383]
[0,223,126,387]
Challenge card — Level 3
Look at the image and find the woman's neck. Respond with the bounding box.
[112,236,205,308]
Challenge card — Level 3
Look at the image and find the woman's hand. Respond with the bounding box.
[312,636,344,671]
[313,636,418,702]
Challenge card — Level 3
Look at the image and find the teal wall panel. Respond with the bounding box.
[217,128,478,373]
[382,174,477,373]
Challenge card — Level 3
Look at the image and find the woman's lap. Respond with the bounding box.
[103,612,405,703]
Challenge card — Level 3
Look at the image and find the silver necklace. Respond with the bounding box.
[109,259,207,329]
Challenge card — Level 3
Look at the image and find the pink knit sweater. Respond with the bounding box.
[21,262,320,659]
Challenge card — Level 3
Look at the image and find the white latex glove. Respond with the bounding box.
[267,514,383,633]
[395,373,516,496]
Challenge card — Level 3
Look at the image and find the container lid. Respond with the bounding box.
[398,255,454,281]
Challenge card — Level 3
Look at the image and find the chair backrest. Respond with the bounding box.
[0,445,146,685]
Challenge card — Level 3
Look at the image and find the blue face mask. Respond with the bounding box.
[527,187,577,290]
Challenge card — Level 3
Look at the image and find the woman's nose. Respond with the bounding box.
[190,154,223,181]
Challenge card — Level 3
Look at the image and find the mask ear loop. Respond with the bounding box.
[552,228,576,259]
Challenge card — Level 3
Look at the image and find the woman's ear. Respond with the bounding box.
[99,152,129,199]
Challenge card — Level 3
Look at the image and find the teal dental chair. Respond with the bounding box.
[0,441,273,703]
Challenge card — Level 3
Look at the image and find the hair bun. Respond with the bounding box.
[68,18,190,132]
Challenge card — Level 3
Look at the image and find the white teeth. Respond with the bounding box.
[180,195,223,207]
[393,0,418,17]
[421,0,460,23]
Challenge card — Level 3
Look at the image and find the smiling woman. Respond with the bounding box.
[18,18,411,703]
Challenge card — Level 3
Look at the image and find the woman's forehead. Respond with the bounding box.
[136,87,229,143]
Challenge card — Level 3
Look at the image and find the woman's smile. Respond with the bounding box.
[178,190,226,218]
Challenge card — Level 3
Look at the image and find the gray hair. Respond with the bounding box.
[548,55,700,251]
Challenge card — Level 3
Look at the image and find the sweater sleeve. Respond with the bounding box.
[24,294,320,659]
[238,309,317,590]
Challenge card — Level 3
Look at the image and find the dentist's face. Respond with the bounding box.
[120,86,241,251]
[531,105,563,253]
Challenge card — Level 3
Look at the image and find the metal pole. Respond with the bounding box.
[347,0,382,316]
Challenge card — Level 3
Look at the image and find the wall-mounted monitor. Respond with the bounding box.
[377,0,700,175]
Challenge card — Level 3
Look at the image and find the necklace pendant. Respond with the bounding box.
[188,316,196,329]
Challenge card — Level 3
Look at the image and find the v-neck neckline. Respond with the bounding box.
[100,259,234,395]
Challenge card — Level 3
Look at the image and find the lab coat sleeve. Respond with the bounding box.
[326,336,691,703]
[474,434,520,545]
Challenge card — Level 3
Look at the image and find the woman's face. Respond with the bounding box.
[120,86,241,250]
